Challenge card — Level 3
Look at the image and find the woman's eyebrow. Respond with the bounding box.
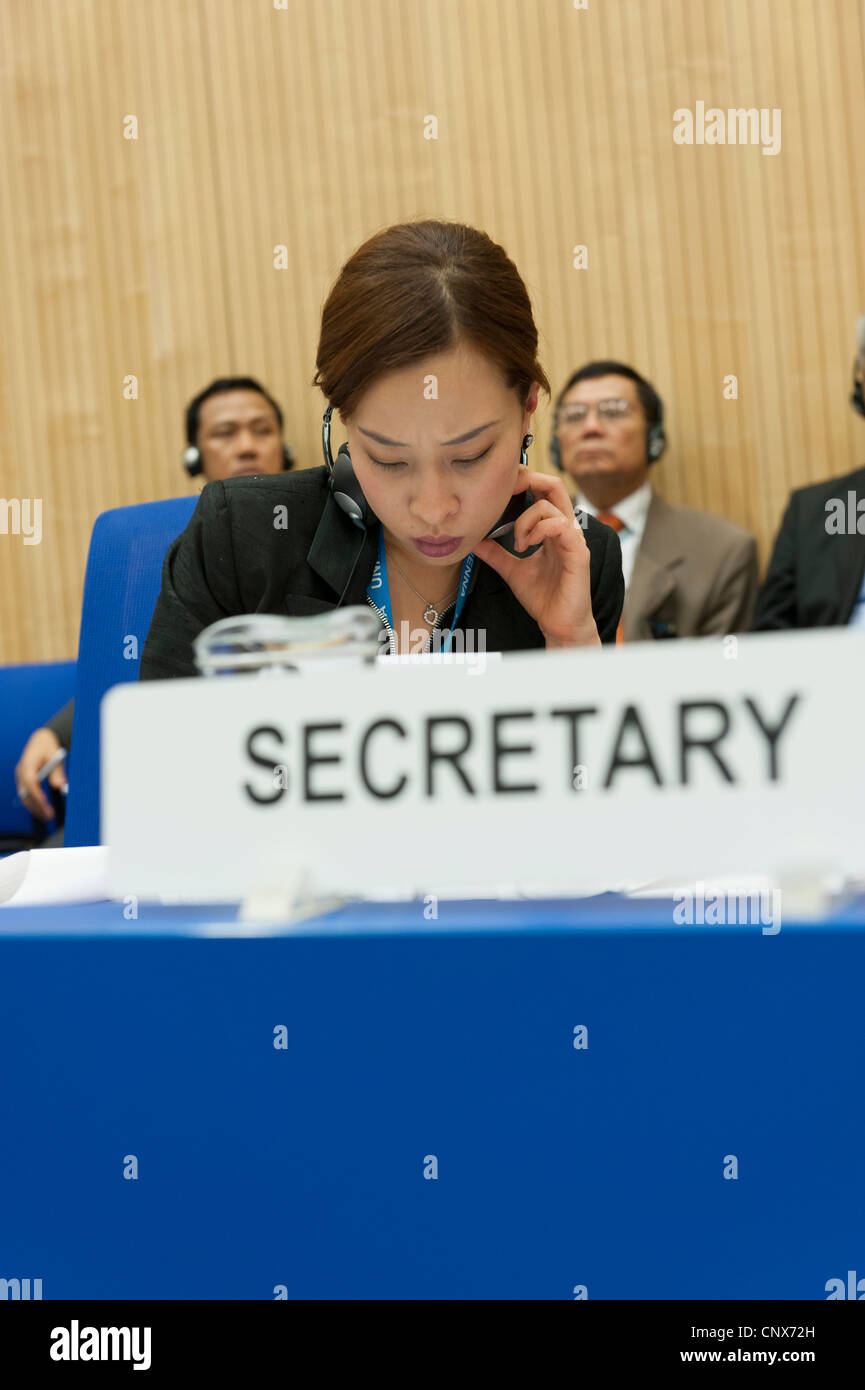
[358,419,500,447]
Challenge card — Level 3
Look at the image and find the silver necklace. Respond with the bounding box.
[388,551,460,626]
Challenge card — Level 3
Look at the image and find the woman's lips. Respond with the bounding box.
[412,535,463,557]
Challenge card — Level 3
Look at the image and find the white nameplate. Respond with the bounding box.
[103,629,865,902]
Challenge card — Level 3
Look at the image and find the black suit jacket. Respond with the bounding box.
[751,465,865,630]
[139,466,624,679]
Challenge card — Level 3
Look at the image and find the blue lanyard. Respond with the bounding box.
[366,527,475,653]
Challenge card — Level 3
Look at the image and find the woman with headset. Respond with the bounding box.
[140,220,624,677]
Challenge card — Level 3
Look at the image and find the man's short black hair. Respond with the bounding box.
[554,360,662,430]
[185,377,284,446]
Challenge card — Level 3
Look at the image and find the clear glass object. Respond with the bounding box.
[193,607,382,676]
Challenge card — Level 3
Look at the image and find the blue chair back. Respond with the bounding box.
[64,496,197,847]
[0,662,76,840]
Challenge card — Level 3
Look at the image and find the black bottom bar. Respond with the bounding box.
[1,1299,857,1375]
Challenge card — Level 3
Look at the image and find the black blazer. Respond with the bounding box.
[140,466,625,679]
[751,465,865,630]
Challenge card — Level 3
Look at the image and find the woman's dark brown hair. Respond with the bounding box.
[314,220,550,416]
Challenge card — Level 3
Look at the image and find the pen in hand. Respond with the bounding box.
[35,747,68,788]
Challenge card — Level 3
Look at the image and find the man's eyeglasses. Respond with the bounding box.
[556,399,634,426]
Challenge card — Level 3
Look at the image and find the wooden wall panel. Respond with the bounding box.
[1,0,864,664]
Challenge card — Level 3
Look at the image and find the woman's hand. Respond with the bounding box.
[14,726,65,821]
[473,471,600,647]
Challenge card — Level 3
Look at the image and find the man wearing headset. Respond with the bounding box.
[751,320,865,630]
[14,376,295,833]
[550,360,758,640]
[180,375,295,482]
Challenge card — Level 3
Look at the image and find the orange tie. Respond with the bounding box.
[595,511,626,644]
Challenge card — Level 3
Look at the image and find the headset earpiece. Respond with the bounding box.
[646,395,667,464]
[330,443,374,529]
[647,422,667,462]
[322,407,377,529]
[183,445,203,478]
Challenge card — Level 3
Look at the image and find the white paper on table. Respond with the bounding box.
[0,846,111,907]
[0,844,632,911]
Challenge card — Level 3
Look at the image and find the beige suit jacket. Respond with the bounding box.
[624,493,758,640]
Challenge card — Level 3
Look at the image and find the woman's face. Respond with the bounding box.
[343,342,539,566]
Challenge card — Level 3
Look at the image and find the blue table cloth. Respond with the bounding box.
[1,894,863,1299]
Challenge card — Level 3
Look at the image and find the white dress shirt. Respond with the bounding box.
[575,481,653,591]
